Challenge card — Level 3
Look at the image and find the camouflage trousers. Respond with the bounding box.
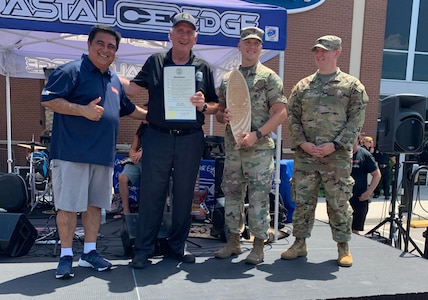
[291,157,354,243]
[221,148,274,240]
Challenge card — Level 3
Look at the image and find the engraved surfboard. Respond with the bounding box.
[226,69,251,144]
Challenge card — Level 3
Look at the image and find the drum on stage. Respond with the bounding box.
[30,151,50,191]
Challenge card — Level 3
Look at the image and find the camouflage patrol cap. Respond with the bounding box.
[172,12,196,30]
[240,27,264,42]
[311,35,342,51]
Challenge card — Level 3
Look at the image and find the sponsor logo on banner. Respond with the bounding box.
[265,26,279,42]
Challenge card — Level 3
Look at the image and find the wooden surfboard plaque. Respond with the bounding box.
[226,69,251,144]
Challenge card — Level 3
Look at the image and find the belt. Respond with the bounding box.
[379,164,389,168]
[149,124,201,136]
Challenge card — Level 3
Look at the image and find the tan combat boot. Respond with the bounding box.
[280,237,307,260]
[337,242,353,267]
[245,237,264,265]
[214,232,242,258]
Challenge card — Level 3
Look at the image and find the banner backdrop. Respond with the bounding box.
[0,0,287,79]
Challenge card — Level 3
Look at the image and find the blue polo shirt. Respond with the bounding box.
[41,54,135,167]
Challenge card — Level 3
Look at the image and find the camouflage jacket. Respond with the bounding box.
[218,61,287,151]
[288,68,369,152]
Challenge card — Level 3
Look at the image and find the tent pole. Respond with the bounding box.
[273,51,286,242]
[6,72,13,173]
[209,114,213,136]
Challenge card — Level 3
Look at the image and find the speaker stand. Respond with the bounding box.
[366,156,423,256]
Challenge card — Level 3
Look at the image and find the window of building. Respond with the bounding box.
[415,0,428,52]
[384,0,411,51]
[413,55,428,81]
[382,0,428,82]
[413,0,428,81]
[382,52,407,80]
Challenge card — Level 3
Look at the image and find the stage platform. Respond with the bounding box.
[1,214,428,300]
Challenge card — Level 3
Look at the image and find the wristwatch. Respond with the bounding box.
[255,129,263,139]
[332,141,340,150]
[201,103,208,112]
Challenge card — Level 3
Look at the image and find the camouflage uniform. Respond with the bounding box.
[288,68,369,243]
[218,62,287,240]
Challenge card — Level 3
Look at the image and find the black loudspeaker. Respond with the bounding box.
[0,213,37,257]
[378,94,426,154]
[0,173,28,212]
[120,208,172,257]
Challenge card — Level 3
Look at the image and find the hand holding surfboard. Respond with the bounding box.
[226,69,251,144]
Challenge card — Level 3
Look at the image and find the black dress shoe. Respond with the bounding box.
[130,255,150,269]
[373,194,379,199]
[385,196,390,200]
[170,250,196,264]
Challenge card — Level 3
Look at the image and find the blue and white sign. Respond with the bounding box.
[0,0,287,50]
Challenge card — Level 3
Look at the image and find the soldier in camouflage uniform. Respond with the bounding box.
[214,27,287,264]
[281,35,369,267]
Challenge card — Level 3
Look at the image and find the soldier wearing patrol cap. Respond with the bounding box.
[214,27,287,265]
[240,26,264,42]
[282,34,369,267]
[311,35,342,51]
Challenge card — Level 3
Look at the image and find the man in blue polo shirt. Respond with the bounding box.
[41,24,147,279]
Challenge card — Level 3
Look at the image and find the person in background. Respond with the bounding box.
[373,144,395,200]
[360,136,374,154]
[41,24,147,279]
[214,27,287,265]
[118,120,148,215]
[121,12,219,269]
[282,35,369,267]
[350,139,381,234]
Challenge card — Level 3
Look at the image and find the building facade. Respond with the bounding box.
[381,0,428,97]
[0,0,388,170]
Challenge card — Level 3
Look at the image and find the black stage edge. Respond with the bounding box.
[0,212,427,300]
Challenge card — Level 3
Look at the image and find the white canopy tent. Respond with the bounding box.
[0,0,287,238]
